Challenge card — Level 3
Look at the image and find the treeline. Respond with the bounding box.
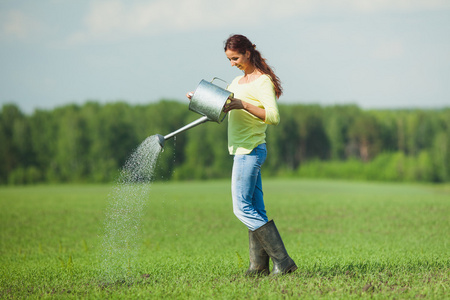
[1,101,449,185]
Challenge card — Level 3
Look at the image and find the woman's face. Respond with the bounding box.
[225,49,252,72]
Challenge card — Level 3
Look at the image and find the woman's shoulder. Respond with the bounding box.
[257,74,275,87]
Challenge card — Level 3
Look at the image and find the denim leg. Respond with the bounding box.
[232,144,268,231]
[253,169,267,222]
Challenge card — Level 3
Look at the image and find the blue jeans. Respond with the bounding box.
[232,143,269,231]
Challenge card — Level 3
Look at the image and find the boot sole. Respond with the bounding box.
[286,264,298,274]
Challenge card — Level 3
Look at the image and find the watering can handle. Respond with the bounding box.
[211,77,229,89]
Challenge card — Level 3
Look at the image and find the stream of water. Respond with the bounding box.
[100,135,163,281]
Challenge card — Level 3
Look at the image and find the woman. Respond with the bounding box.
[189,34,297,276]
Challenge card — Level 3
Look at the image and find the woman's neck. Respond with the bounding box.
[244,65,258,76]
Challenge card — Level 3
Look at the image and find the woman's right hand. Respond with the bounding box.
[186,92,194,100]
[223,97,244,113]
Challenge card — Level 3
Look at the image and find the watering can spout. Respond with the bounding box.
[156,134,165,148]
[155,115,210,148]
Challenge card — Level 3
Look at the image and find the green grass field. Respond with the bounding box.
[1,179,449,299]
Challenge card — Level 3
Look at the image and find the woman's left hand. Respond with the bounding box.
[223,97,244,113]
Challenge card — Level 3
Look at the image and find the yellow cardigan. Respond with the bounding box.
[227,74,280,155]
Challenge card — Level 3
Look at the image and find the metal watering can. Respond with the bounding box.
[156,77,233,148]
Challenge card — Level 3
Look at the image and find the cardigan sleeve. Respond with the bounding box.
[256,75,280,125]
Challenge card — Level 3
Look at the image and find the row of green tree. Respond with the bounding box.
[1,101,449,185]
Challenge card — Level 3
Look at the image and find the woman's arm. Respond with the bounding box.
[223,97,266,121]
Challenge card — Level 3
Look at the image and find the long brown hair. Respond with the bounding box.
[224,34,283,98]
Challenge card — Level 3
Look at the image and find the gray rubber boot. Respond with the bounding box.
[245,229,270,276]
[253,220,297,276]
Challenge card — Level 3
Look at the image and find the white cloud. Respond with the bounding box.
[347,0,450,13]
[66,0,228,44]
[64,0,450,44]
[61,0,314,44]
[0,10,44,40]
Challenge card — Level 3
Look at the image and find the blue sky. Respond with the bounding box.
[1,0,449,113]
